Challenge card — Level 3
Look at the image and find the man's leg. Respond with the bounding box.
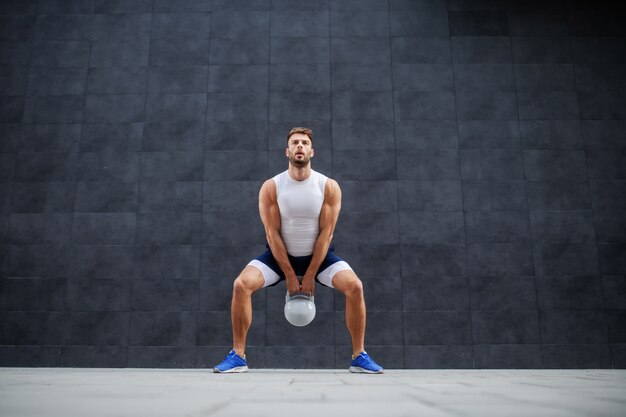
[231,265,265,356]
[331,269,366,357]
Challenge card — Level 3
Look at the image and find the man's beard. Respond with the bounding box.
[289,153,310,167]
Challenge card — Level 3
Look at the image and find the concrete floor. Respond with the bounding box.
[1,368,625,417]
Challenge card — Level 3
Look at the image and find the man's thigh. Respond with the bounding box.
[247,259,282,288]
[315,247,354,288]
[329,269,362,294]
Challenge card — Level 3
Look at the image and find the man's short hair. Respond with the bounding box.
[287,127,313,142]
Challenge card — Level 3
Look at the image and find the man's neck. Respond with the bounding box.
[287,164,312,181]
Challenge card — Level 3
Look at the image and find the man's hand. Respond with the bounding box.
[285,273,301,295]
[300,273,315,296]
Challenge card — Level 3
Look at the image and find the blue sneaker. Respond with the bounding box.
[213,349,248,373]
[349,351,384,374]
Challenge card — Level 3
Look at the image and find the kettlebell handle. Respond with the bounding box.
[286,275,314,302]
[285,291,314,303]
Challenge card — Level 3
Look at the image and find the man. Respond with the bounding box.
[213,127,383,374]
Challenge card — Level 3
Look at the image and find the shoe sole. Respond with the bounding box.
[213,365,249,373]
[349,366,383,374]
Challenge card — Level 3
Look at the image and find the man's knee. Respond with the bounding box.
[347,277,364,298]
[233,267,264,295]
[335,271,364,298]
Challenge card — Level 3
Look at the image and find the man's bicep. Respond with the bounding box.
[320,180,341,231]
[259,181,280,232]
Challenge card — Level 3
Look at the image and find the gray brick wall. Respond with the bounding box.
[1,0,625,369]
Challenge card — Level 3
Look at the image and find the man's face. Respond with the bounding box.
[286,133,314,168]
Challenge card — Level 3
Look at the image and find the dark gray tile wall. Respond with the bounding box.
[1,0,625,369]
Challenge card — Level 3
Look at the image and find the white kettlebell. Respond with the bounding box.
[284,278,316,327]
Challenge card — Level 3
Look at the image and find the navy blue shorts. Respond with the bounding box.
[248,243,353,288]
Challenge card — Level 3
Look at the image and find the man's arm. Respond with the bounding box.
[301,179,342,295]
[258,179,300,295]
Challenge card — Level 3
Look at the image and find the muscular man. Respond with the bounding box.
[213,127,383,374]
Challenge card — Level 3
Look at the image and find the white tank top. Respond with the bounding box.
[273,169,328,257]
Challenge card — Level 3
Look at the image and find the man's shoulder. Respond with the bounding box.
[323,177,340,200]
[312,169,329,179]
[312,169,338,185]
[262,177,277,186]
[268,170,288,183]
[260,178,277,196]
